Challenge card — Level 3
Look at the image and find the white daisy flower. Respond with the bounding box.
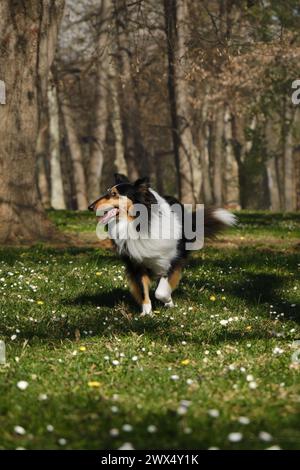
[14,425,26,435]
[118,442,135,450]
[147,425,157,434]
[208,409,219,418]
[259,431,272,442]
[122,424,133,432]
[237,416,250,425]
[228,432,243,442]
[17,381,28,391]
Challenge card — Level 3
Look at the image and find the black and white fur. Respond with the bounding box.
[89,174,236,315]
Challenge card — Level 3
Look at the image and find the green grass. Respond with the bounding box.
[0,211,299,450]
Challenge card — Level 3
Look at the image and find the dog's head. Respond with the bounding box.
[88,173,157,225]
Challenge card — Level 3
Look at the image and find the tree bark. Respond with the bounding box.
[114,0,145,181]
[199,90,213,205]
[294,146,300,211]
[88,0,111,201]
[283,107,295,212]
[212,106,224,207]
[293,109,300,211]
[36,122,51,209]
[163,0,181,199]
[231,113,256,209]
[0,0,65,244]
[174,0,202,204]
[61,88,88,210]
[109,59,127,175]
[48,76,65,209]
[265,118,281,211]
[224,106,240,209]
[266,157,281,212]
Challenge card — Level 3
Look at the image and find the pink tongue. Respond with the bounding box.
[100,208,118,225]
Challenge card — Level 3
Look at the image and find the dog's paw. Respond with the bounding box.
[164,299,174,308]
[155,278,172,304]
[141,303,152,316]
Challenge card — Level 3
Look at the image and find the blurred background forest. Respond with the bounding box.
[2,0,300,237]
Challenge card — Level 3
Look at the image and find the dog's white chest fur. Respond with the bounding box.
[109,190,181,276]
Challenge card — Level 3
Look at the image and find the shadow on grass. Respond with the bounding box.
[0,289,276,346]
[188,249,299,324]
[65,288,136,310]
[236,211,300,226]
[0,243,298,345]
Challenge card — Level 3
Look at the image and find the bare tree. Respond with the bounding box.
[164,0,202,204]
[61,83,88,210]
[48,75,66,209]
[224,107,240,209]
[114,0,146,180]
[198,90,213,204]
[212,106,224,207]
[283,107,295,212]
[109,59,127,175]
[36,122,51,209]
[265,118,281,211]
[88,0,111,201]
[0,0,65,243]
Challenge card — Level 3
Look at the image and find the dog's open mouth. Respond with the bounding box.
[97,207,119,225]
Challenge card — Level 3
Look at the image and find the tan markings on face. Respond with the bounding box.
[93,186,120,212]
[94,186,134,221]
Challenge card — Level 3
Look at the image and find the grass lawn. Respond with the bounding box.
[0,211,299,450]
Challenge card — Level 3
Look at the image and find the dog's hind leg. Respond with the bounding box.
[155,265,182,308]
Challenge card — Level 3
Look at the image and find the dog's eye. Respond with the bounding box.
[111,192,117,197]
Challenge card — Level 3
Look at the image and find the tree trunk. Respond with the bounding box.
[231,112,251,209]
[174,0,202,204]
[266,157,281,212]
[0,0,65,244]
[265,118,281,211]
[283,107,295,212]
[212,106,224,207]
[88,0,111,201]
[294,109,300,211]
[163,0,181,198]
[224,107,240,209]
[36,122,51,209]
[61,89,88,210]
[294,146,300,211]
[109,55,127,175]
[114,0,145,181]
[199,90,213,204]
[48,77,65,209]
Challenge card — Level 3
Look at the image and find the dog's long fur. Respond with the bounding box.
[89,174,236,315]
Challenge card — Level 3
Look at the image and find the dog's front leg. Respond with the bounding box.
[140,274,152,315]
[128,271,152,315]
[155,265,182,308]
[155,277,174,307]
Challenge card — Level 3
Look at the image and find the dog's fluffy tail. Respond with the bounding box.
[204,208,237,238]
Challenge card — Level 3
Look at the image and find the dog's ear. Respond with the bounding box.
[134,177,150,189]
[133,177,156,206]
[114,173,129,184]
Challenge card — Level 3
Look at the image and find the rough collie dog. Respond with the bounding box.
[88,173,236,315]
